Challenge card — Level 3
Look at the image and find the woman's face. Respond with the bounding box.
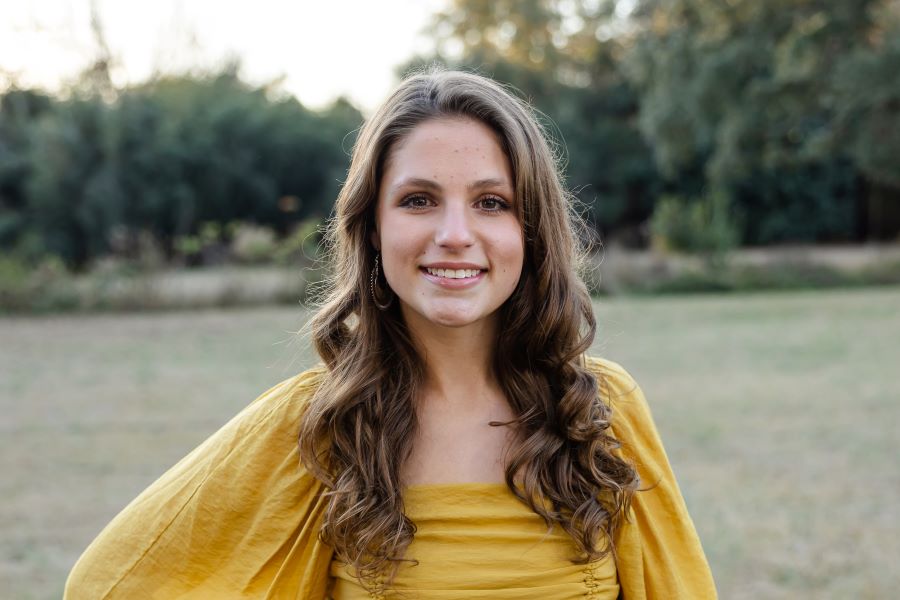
[373,117,524,335]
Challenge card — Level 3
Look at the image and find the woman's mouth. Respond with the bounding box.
[423,267,482,279]
[420,266,486,287]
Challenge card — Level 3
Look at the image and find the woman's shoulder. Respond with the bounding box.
[240,363,328,424]
[582,355,659,450]
[583,355,641,400]
[182,364,328,460]
[264,363,328,402]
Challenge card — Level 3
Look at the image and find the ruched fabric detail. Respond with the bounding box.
[328,483,619,599]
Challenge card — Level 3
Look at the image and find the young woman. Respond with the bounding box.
[65,70,717,599]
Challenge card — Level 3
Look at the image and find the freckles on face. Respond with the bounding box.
[372,117,524,331]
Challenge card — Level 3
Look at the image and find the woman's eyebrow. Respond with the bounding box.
[391,177,511,193]
[391,177,441,193]
[467,177,510,191]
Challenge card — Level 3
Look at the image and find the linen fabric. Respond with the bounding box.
[64,357,717,599]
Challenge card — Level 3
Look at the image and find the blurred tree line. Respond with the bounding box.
[2,0,900,271]
[0,66,362,269]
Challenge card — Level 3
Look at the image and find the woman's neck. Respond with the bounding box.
[404,314,502,411]
[398,310,517,487]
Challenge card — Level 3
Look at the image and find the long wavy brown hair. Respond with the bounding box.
[298,68,638,586]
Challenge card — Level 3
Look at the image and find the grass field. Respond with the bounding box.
[2,287,898,599]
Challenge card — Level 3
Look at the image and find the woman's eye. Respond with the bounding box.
[477,196,509,211]
[399,195,431,209]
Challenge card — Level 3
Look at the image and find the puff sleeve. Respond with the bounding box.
[587,357,718,599]
[64,367,334,599]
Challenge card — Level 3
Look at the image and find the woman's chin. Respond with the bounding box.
[431,314,479,328]
[421,307,478,328]
[403,301,493,330]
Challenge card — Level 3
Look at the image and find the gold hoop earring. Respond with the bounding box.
[369,252,394,310]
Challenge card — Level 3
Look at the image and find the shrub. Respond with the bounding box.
[274,217,322,266]
[230,223,277,264]
[650,191,740,259]
[0,255,78,312]
[173,221,230,267]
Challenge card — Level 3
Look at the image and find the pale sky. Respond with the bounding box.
[0,0,448,113]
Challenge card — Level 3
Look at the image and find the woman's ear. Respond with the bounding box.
[370,229,381,251]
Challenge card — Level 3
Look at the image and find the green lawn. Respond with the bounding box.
[2,287,898,599]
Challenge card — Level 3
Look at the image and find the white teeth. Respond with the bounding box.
[426,267,481,279]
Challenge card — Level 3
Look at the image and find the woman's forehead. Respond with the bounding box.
[381,118,513,191]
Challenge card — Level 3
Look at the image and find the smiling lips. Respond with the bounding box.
[420,264,486,287]
[424,267,482,279]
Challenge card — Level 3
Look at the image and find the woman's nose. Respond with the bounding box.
[434,203,475,248]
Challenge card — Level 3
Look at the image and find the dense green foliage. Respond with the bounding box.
[625,0,900,243]
[1,68,361,269]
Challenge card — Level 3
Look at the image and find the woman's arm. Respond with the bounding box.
[64,368,333,599]
[588,357,718,600]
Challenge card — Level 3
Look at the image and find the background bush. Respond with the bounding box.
[650,192,740,257]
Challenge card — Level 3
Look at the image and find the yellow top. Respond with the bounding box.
[64,357,717,599]
[328,483,620,599]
